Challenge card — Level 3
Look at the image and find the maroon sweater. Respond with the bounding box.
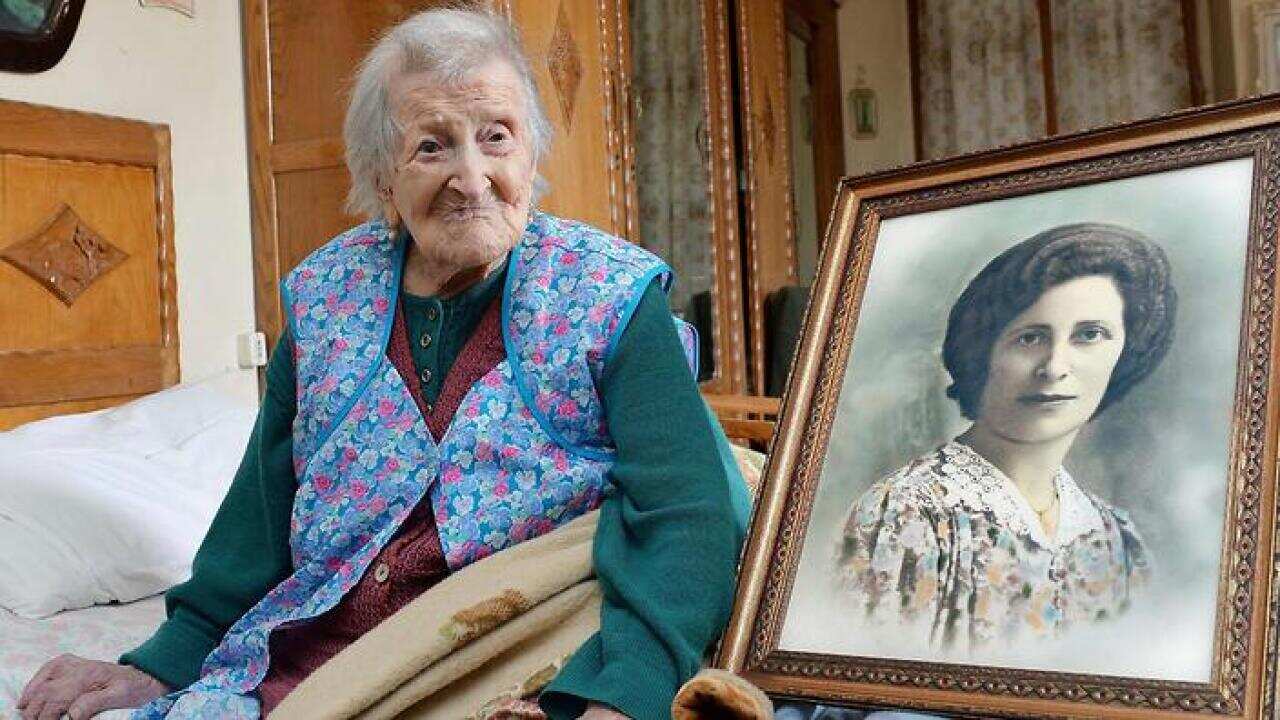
[257,296,505,715]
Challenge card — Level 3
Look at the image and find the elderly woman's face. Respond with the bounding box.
[975,275,1126,445]
[384,59,535,271]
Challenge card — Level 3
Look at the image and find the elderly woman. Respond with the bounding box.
[834,223,1175,652]
[18,9,746,720]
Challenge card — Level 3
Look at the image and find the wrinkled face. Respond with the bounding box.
[383,59,536,272]
[974,275,1126,445]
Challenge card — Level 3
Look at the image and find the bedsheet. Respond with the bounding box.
[0,593,166,719]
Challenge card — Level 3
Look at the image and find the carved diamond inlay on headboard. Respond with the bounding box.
[2,205,129,306]
[546,2,583,130]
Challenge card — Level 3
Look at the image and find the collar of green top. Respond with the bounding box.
[401,251,511,312]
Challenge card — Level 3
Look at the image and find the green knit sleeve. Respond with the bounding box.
[119,334,300,690]
[539,279,747,720]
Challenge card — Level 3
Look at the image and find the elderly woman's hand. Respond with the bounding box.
[17,653,168,720]
[579,701,631,719]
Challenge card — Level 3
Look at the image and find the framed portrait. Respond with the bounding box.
[717,96,1280,719]
[0,0,85,73]
[850,87,877,137]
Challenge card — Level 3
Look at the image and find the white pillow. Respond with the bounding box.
[0,372,256,618]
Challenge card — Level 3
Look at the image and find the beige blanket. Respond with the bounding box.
[273,508,771,720]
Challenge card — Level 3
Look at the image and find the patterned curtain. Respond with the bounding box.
[916,0,1046,160]
[1051,0,1192,134]
[629,0,714,321]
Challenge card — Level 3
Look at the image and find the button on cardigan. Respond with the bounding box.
[121,260,745,720]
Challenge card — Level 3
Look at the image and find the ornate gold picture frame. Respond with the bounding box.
[718,96,1280,720]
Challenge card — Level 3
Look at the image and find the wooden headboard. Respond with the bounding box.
[0,100,178,430]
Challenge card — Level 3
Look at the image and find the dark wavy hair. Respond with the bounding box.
[942,223,1177,421]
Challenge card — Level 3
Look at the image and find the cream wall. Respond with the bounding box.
[0,0,259,406]
[836,0,916,176]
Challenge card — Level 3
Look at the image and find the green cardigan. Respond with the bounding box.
[121,262,746,720]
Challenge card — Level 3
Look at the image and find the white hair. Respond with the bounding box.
[343,8,553,219]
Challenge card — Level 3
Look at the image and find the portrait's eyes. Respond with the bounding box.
[1012,329,1048,348]
[1072,323,1114,344]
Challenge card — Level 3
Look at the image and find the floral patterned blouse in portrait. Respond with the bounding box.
[833,442,1151,651]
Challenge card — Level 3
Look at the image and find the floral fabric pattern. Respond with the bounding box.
[506,212,689,455]
[432,360,612,568]
[916,0,1046,160]
[284,220,400,463]
[134,363,436,719]
[915,0,1192,160]
[1051,0,1191,134]
[134,211,689,718]
[833,442,1151,651]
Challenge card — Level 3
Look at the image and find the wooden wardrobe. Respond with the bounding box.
[242,0,805,399]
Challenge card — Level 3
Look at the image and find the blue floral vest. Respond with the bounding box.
[133,211,697,719]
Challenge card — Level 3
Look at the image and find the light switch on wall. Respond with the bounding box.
[236,331,268,368]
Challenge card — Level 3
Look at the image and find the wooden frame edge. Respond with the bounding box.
[703,0,748,394]
[0,98,160,167]
[737,0,799,396]
[240,0,283,358]
[718,181,859,671]
[154,124,180,385]
[906,0,923,163]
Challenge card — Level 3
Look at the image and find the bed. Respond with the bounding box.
[0,98,779,720]
[0,99,261,717]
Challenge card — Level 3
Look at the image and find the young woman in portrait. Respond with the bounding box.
[833,223,1177,651]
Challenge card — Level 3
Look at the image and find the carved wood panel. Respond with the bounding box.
[244,0,460,355]
[273,167,363,277]
[737,0,798,395]
[505,0,630,235]
[0,156,161,350]
[0,100,178,429]
[1,204,129,307]
[697,0,748,394]
[267,0,449,146]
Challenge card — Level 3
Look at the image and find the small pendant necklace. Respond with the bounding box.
[1031,491,1059,539]
[1029,490,1058,515]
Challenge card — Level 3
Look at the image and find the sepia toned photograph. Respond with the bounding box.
[718,97,1280,720]
[780,156,1249,681]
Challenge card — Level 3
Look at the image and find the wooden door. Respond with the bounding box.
[622,0,748,395]
[242,0,634,351]
[698,0,750,395]
[785,0,843,236]
[735,0,798,395]
[506,0,632,235]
